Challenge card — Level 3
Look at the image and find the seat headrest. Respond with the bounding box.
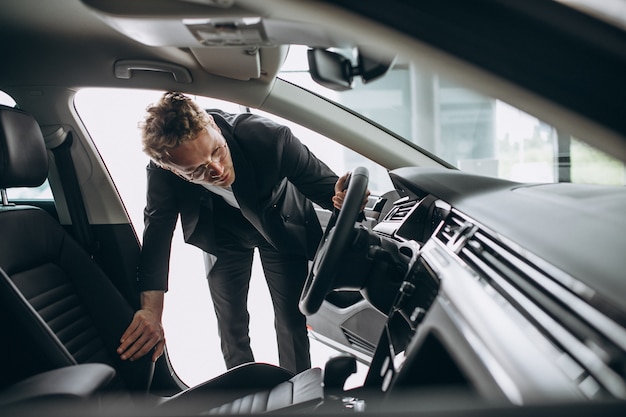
[0,105,48,189]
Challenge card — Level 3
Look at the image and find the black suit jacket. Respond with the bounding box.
[138,110,338,291]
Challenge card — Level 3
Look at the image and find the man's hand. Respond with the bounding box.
[332,172,370,211]
[117,290,165,362]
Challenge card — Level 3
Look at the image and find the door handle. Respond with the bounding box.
[114,60,192,83]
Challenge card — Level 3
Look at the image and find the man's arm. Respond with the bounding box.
[117,290,165,362]
[138,162,181,292]
[276,130,368,211]
[118,163,178,362]
[276,126,339,209]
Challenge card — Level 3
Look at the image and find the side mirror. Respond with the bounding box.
[307,47,395,91]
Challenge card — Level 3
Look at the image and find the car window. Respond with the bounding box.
[1,90,54,200]
[280,46,625,185]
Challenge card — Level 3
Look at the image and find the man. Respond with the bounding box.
[117,92,352,374]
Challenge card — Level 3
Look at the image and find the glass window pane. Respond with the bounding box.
[279,45,625,185]
[6,181,53,200]
[571,138,626,185]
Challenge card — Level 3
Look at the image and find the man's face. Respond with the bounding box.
[164,124,235,187]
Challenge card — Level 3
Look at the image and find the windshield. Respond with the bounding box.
[278,45,625,185]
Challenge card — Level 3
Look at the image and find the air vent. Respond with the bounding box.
[342,327,377,356]
[436,210,475,252]
[458,227,626,398]
[385,200,417,222]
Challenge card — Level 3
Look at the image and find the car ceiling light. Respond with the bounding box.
[183,17,272,47]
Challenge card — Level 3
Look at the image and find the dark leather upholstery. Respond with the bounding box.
[206,368,323,414]
[0,105,324,413]
[0,105,48,188]
[0,364,116,407]
[0,105,155,393]
[156,364,322,414]
[0,207,155,392]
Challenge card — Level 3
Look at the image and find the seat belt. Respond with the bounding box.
[50,131,99,256]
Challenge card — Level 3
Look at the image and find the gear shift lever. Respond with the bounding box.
[323,353,357,395]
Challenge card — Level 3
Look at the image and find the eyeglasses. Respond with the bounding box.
[182,143,228,182]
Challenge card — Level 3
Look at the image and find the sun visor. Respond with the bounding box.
[91,8,351,81]
[190,47,261,80]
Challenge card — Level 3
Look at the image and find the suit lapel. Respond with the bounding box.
[224,134,264,231]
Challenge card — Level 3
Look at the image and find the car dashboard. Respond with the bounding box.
[349,166,626,409]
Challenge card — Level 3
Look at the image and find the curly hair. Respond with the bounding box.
[141,92,211,163]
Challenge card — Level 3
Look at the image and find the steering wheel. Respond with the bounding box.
[299,166,369,316]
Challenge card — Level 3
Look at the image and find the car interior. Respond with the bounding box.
[1,0,626,416]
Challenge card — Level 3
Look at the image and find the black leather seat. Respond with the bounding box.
[0,364,117,411]
[0,104,155,394]
[0,105,323,414]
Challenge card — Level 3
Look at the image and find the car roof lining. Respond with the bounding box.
[0,0,624,163]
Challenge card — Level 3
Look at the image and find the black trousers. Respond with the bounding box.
[203,199,311,374]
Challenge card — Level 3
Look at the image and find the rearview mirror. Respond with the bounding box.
[307,47,395,91]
